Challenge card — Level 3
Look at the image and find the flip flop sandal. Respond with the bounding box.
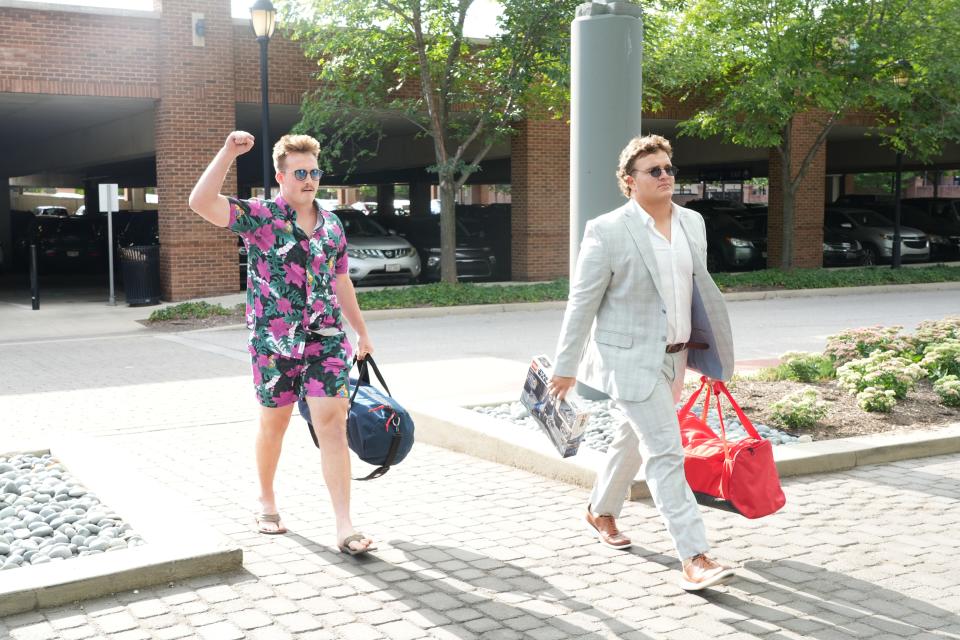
[338,533,376,556]
[255,512,287,535]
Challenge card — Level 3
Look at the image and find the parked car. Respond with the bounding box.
[734,208,866,267]
[379,215,497,282]
[332,209,421,285]
[824,207,929,264]
[32,216,105,273]
[900,198,960,260]
[32,205,69,218]
[682,201,766,272]
[852,201,954,262]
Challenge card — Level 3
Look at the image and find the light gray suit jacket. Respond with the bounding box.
[553,201,735,402]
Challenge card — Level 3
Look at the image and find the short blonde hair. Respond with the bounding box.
[616,134,673,197]
[272,134,320,172]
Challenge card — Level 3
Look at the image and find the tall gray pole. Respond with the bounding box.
[570,2,644,278]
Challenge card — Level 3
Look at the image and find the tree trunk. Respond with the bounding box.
[438,176,458,284]
[781,184,796,270]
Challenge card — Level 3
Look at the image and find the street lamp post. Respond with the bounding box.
[250,0,277,199]
[890,60,911,269]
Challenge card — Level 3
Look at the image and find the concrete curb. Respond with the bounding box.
[409,397,960,501]
[0,438,243,616]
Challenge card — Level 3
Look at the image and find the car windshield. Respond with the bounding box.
[705,212,749,234]
[336,212,388,237]
[842,210,893,227]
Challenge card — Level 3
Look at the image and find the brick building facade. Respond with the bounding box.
[1,0,848,299]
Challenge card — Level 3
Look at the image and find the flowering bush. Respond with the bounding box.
[774,351,835,382]
[769,388,829,429]
[910,316,960,354]
[824,325,912,365]
[919,339,960,380]
[933,375,960,407]
[836,349,925,400]
[857,387,898,412]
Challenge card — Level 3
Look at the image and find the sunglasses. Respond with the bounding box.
[286,168,324,181]
[634,165,679,178]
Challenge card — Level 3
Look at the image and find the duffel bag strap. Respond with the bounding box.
[712,380,762,440]
[678,376,708,419]
[354,411,403,481]
[350,355,393,398]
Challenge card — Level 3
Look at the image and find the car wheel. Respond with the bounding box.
[862,245,879,266]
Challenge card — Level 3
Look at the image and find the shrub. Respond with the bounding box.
[857,387,898,412]
[824,325,912,365]
[919,339,960,380]
[910,316,960,354]
[769,388,829,429]
[933,375,960,408]
[836,349,925,400]
[149,301,234,321]
[773,351,835,382]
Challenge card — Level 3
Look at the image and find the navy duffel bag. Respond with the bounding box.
[299,355,414,480]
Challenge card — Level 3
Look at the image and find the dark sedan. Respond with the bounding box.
[379,216,497,282]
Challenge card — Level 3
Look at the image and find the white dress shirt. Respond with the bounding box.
[631,199,693,345]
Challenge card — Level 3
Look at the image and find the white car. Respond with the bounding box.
[331,208,421,285]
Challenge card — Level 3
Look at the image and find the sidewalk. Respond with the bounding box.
[1,283,959,639]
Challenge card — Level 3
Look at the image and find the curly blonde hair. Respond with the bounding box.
[272,134,320,172]
[616,134,673,197]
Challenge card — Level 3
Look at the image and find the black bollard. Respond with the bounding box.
[30,243,39,310]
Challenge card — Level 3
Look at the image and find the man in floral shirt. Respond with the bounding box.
[189,131,375,554]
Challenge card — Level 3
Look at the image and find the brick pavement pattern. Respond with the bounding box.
[2,333,959,639]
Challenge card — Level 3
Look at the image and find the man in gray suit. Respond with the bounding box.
[549,134,736,591]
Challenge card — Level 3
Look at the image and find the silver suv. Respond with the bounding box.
[331,209,421,285]
[824,207,929,265]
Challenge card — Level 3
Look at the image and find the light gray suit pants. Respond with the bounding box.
[588,351,709,561]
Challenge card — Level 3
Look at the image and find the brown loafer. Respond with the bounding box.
[679,553,735,591]
[585,506,632,549]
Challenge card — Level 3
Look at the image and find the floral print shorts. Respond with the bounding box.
[250,332,353,408]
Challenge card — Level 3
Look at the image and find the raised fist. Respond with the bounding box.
[223,131,255,157]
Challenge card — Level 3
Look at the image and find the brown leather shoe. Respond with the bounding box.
[585,506,632,549]
[679,553,735,591]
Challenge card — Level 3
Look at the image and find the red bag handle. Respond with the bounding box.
[678,377,763,443]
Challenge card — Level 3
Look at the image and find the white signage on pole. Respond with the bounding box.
[99,184,119,306]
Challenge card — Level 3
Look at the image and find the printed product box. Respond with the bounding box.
[519,354,590,457]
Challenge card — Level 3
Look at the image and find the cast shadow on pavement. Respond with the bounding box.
[699,559,959,638]
[863,467,960,501]
[287,534,656,639]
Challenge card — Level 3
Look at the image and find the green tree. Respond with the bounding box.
[649,0,960,269]
[278,0,576,283]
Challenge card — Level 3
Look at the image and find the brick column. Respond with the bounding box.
[510,119,569,281]
[154,0,238,300]
[767,113,826,269]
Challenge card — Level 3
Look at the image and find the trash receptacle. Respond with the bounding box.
[120,245,161,305]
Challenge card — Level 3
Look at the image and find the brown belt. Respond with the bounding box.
[665,341,709,353]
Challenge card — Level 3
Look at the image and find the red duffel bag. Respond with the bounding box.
[678,377,786,519]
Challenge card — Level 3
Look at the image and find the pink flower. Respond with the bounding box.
[251,226,276,252]
[268,317,289,341]
[256,354,272,369]
[321,356,345,374]
[276,298,293,314]
[274,391,298,407]
[284,364,303,379]
[254,297,264,318]
[304,379,327,396]
[304,342,323,357]
[256,258,271,280]
[301,239,310,251]
[252,366,263,385]
[290,344,302,358]
[283,263,306,287]
[259,282,271,298]
[311,255,323,273]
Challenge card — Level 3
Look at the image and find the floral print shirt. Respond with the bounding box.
[228,195,348,358]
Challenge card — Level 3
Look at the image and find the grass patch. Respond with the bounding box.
[712,265,960,292]
[355,280,570,310]
[149,301,237,321]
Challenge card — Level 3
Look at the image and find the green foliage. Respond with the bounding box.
[769,388,829,430]
[857,387,898,412]
[711,266,960,292]
[836,349,925,400]
[919,339,960,380]
[933,375,960,408]
[148,302,235,322]
[771,351,835,382]
[278,0,578,282]
[356,280,569,310]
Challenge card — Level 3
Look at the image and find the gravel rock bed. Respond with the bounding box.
[472,398,811,454]
[0,453,145,571]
